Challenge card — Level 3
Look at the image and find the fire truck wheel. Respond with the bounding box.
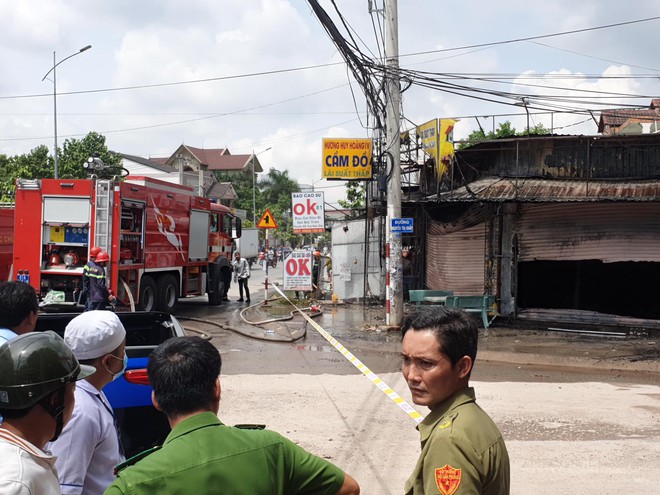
[208,264,224,306]
[222,270,232,300]
[156,274,178,313]
[138,275,157,311]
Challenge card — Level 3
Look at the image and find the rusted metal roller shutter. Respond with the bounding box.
[426,222,485,294]
[517,203,660,262]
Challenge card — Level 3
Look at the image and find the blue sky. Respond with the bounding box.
[1,1,658,204]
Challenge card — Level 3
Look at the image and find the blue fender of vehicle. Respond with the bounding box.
[103,356,152,408]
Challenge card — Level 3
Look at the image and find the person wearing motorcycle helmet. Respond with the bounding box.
[0,331,95,494]
[84,251,115,312]
[81,246,103,310]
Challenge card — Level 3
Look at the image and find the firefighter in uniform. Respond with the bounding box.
[105,336,359,495]
[82,246,102,310]
[401,308,510,495]
[0,332,95,494]
[85,251,115,311]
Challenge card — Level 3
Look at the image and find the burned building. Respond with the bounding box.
[407,133,660,330]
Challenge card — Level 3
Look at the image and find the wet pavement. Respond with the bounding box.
[172,270,660,495]
[173,268,660,382]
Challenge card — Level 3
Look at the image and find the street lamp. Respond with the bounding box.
[251,147,271,224]
[42,45,92,179]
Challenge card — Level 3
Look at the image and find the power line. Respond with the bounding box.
[399,15,660,59]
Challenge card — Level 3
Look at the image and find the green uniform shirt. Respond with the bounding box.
[405,387,510,495]
[104,412,345,495]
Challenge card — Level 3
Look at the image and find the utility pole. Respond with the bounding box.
[384,0,402,327]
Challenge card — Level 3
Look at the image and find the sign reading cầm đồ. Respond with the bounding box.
[322,138,373,180]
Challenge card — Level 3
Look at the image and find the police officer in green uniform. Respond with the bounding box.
[401,308,510,495]
[105,336,360,495]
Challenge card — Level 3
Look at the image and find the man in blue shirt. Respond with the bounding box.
[0,281,39,344]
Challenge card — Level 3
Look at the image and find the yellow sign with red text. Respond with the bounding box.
[322,138,373,180]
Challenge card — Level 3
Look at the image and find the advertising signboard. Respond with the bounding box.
[292,191,325,234]
[283,250,313,291]
[322,138,373,180]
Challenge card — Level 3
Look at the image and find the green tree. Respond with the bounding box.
[215,167,303,246]
[0,132,122,201]
[459,121,550,150]
[58,131,122,178]
[0,145,52,201]
[338,181,366,218]
[257,169,301,246]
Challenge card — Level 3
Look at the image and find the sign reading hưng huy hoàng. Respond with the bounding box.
[322,138,373,180]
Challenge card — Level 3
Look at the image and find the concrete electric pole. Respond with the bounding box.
[384,0,403,327]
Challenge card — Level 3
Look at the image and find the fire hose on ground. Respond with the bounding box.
[176,297,323,343]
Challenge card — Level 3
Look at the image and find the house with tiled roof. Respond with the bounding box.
[121,153,178,183]
[163,145,263,174]
[120,150,241,207]
[598,99,660,135]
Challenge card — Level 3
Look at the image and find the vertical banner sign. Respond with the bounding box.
[283,250,313,291]
[439,119,456,177]
[292,192,325,234]
[322,138,373,179]
[417,118,440,176]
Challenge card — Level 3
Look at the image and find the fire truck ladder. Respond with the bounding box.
[94,180,113,257]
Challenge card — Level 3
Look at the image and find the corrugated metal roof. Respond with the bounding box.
[437,178,660,203]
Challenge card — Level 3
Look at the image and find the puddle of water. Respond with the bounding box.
[293,344,335,353]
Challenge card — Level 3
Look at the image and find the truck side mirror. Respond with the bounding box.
[234,217,242,239]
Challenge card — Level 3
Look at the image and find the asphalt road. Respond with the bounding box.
[173,267,660,495]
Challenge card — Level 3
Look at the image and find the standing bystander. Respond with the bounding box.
[401,307,510,495]
[0,332,95,494]
[0,281,39,344]
[105,336,360,495]
[232,251,251,303]
[47,311,127,495]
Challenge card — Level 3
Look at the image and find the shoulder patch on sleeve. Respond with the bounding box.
[435,465,462,495]
[438,412,458,430]
[114,445,161,475]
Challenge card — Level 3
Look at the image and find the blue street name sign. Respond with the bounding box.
[391,218,414,233]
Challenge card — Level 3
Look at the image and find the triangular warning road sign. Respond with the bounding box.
[257,209,278,229]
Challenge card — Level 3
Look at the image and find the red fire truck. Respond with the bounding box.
[13,176,240,312]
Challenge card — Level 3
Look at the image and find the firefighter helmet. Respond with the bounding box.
[89,246,102,259]
[96,251,110,263]
[0,331,95,410]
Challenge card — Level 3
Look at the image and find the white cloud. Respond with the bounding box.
[0,0,658,203]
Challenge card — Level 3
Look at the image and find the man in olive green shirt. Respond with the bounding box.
[105,336,359,495]
[401,308,510,495]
